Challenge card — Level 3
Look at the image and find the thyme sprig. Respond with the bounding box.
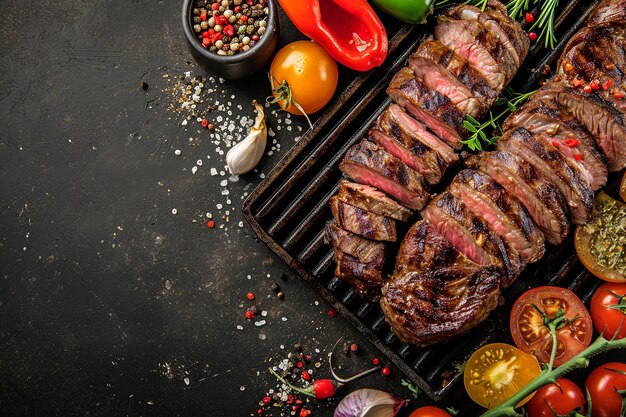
[461,88,536,151]
[507,0,560,49]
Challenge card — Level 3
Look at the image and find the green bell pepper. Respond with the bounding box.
[371,0,435,24]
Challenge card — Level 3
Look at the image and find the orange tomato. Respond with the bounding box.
[269,40,338,116]
[464,343,541,409]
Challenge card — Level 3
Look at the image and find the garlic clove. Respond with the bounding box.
[226,100,267,175]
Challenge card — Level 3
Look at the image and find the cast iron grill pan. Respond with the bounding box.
[243,0,616,408]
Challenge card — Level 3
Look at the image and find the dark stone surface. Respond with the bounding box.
[0,1,414,416]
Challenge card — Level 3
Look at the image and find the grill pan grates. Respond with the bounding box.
[243,0,614,408]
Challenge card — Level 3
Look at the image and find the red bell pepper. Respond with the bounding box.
[277,0,388,71]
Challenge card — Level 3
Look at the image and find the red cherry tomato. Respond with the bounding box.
[590,282,626,340]
[510,286,593,366]
[408,406,452,417]
[525,378,585,417]
[585,362,626,417]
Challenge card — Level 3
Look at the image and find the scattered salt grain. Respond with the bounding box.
[220,180,228,187]
[171,208,178,215]
[236,325,243,330]
[259,334,267,340]
[255,320,267,327]
[191,166,198,174]
[174,149,181,156]
[196,159,203,166]
[210,168,218,176]
[261,311,268,317]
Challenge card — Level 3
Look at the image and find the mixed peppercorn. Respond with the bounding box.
[191,0,269,56]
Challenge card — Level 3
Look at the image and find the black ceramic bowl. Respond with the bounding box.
[182,0,279,80]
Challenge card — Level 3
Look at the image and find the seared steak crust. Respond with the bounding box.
[330,196,397,242]
[498,128,595,224]
[334,249,383,301]
[337,180,412,221]
[470,151,571,245]
[450,169,545,263]
[325,222,387,265]
[381,221,500,347]
[339,140,429,210]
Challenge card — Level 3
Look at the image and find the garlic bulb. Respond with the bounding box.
[226,100,267,175]
[334,389,406,417]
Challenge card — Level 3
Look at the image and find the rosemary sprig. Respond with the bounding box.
[461,88,536,151]
[507,0,560,49]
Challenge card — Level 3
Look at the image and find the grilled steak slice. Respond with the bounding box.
[538,84,626,171]
[340,139,430,210]
[325,222,387,265]
[469,151,571,245]
[408,54,485,117]
[369,129,446,186]
[498,128,595,224]
[414,38,499,111]
[387,67,466,148]
[423,192,523,286]
[337,180,412,221]
[588,0,626,27]
[330,196,397,242]
[375,104,458,168]
[504,95,609,190]
[443,3,528,69]
[334,249,382,301]
[381,221,500,346]
[450,169,545,263]
[434,17,507,90]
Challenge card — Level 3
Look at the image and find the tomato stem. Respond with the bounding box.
[267,73,313,129]
[479,336,626,417]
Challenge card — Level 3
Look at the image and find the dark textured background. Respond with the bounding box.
[0,1,417,416]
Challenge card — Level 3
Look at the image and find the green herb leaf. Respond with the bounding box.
[401,379,421,399]
[464,120,478,132]
[447,407,459,415]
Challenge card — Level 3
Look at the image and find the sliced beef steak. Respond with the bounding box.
[375,104,458,167]
[339,139,429,210]
[408,55,485,117]
[470,151,570,245]
[381,221,500,347]
[434,17,508,90]
[539,84,626,171]
[504,95,609,190]
[337,180,412,221]
[334,249,383,301]
[422,192,523,286]
[329,196,397,242]
[498,128,595,224]
[450,169,545,263]
[413,38,499,110]
[387,67,466,148]
[443,3,527,69]
[326,222,386,301]
[588,0,626,27]
[325,222,387,265]
[369,129,447,186]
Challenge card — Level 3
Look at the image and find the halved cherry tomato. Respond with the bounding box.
[269,40,339,116]
[585,362,626,417]
[575,192,626,283]
[464,343,541,409]
[510,286,592,366]
[525,378,585,417]
[408,406,452,417]
[590,282,626,340]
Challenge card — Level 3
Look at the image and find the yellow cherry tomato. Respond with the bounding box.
[269,40,338,116]
[464,343,541,409]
